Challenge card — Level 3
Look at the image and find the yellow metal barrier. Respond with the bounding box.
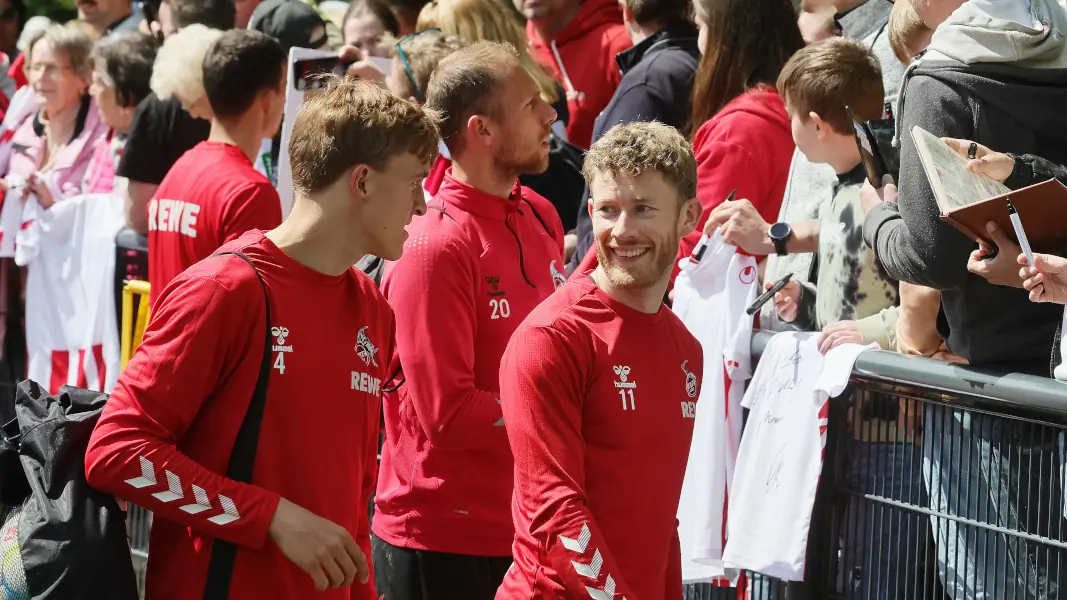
[121,280,151,371]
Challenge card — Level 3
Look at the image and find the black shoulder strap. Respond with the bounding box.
[203,251,273,600]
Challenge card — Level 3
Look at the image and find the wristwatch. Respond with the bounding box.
[768,222,792,256]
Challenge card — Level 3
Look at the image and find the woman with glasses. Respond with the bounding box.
[0,23,107,215]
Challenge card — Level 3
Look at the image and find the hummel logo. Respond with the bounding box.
[559,524,591,553]
[271,326,289,346]
[587,574,624,600]
[485,275,500,291]
[612,365,631,383]
[572,548,603,579]
[125,456,242,525]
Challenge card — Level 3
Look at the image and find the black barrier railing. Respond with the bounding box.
[128,331,1067,599]
[685,332,1067,600]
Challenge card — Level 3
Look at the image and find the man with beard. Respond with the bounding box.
[372,41,565,600]
[496,121,704,599]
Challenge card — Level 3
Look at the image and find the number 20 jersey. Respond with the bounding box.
[375,172,565,556]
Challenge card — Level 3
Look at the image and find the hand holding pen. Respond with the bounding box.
[1019,252,1067,305]
[698,189,779,256]
[690,189,736,262]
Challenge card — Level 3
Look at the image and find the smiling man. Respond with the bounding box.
[496,121,704,599]
[372,41,564,600]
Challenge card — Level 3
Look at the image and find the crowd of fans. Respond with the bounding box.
[0,0,1061,597]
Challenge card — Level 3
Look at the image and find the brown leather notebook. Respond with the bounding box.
[941,178,1067,251]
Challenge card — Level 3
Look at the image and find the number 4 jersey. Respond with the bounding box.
[85,230,394,600]
[375,173,564,556]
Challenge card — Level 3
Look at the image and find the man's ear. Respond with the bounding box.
[349,164,372,199]
[466,114,492,148]
[681,197,702,234]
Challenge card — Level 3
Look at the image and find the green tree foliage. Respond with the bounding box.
[24,0,77,25]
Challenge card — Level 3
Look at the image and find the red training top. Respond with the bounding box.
[86,231,393,600]
[496,274,703,600]
[374,171,565,556]
[147,141,282,303]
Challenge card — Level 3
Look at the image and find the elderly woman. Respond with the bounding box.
[151,24,222,121]
[1,23,108,217]
[84,31,157,194]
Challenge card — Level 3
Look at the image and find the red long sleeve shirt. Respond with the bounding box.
[496,274,703,600]
[148,142,282,303]
[85,231,392,600]
[374,172,564,556]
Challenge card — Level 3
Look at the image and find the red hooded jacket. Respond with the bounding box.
[679,87,794,279]
[573,87,795,285]
[527,0,631,149]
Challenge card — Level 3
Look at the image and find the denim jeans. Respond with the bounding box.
[923,404,1067,599]
[839,440,928,600]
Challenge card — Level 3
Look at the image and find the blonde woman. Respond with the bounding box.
[416,0,568,136]
[150,24,224,121]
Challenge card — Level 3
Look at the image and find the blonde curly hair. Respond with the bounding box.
[150,24,224,105]
[583,121,697,202]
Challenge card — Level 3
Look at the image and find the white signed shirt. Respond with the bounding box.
[721,332,874,581]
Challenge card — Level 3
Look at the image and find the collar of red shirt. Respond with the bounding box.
[435,170,524,220]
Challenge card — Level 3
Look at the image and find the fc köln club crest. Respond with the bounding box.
[681,360,698,398]
[550,260,567,290]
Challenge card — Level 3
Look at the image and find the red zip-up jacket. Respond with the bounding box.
[527,0,631,149]
[375,171,565,556]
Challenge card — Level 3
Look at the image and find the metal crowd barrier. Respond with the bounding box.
[127,331,1067,599]
[684,332,1067,600]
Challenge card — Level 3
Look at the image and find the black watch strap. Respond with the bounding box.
[773,235,789,256]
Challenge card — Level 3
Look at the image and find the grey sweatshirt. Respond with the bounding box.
[863,0,1067,375]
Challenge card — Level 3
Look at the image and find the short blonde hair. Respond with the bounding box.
[288,77,441,195]
[777,37,884,134]
[583,121,697,202]
[888,0,931,65]
[417,0,559,105]
[150,24,224,103]
[425,40,519,153]
[25,23,94,81]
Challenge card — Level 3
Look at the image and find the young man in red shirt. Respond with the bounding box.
[84,78,440,600]
[497,121,704,599]
[373,41,564,600]
[146,29,285,304]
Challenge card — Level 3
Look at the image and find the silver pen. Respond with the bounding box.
[1007,199,1034,270]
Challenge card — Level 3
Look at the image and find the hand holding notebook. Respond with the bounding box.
[911,126,1067,251]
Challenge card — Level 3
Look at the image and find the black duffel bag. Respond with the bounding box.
[0,380,137,600]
